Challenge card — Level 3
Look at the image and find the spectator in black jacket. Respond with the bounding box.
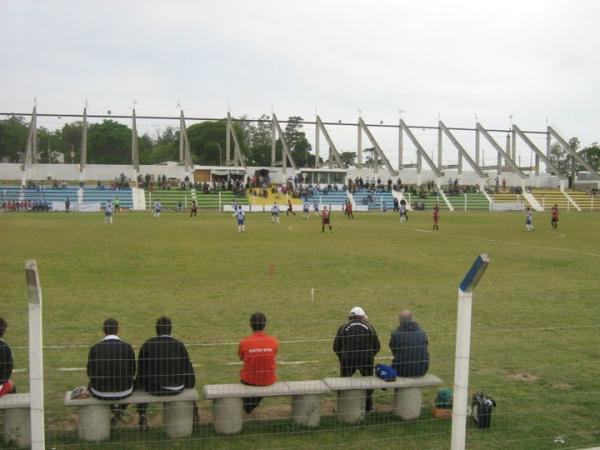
[389,310,429,377]
[136,317,196,431]
[333,306,380,412]
[87,318,136,426]
[0,317,15,397]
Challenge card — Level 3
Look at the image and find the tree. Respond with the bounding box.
[283,116,313,168]
[187,121,226,165]
[579,143,600,171]
[339,151,356,167]
[244,114,272,166]
[363,147,379,168]
[37,127,65,163]
[547,137,580,176]
[0,116,28,162]
[61,121,83,163]
[87,120,132,164]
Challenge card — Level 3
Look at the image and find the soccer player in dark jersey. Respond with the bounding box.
[551,204,559,229]
[345,201,354,219]
[286,199,296,216]
[321,206,333,233]
[190,199,198,218]
[432,204,440,231]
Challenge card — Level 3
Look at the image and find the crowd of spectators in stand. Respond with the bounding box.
[1,200,49,212]
[139,173,246,197]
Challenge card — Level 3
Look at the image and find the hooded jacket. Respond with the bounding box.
[333,317,380,366]
[389,319,429,377]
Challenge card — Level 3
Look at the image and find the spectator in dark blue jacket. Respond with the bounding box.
[389,310,429,377]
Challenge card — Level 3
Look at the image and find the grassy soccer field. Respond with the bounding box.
[1,210,599,449]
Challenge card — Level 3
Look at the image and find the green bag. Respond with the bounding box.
[435,388,453,409]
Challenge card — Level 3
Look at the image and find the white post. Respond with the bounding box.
[219,191,222,211]
[25,260,45,450]
[451,289,472,450]
[464,194,467,212]
[451,254,490,450]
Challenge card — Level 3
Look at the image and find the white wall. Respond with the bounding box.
[0,162,564,188]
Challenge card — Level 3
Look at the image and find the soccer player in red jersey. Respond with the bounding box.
[432,204,440,231]
[345,201,354,219]
[321,206,333,233]
[551,204,559,229]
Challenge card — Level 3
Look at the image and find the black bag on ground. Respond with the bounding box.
[471,392,496,428]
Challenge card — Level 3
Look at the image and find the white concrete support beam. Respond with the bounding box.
[357,120,363,168]
[548,126,599,177]
[358,117,397,175]
[316,116,345,169]
[131,109,139,172]
[398,121,404,169]
[400,119,443,178]
[477,123,527,179]
[226,113,232,165]
[272,114,297,171]
[513,125,563,178]
[80,107,88,172]
[439,122,486,179]
[25,260,45,450]
[315,120,320,168]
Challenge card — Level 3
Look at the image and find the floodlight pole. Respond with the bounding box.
[25,260,45,450]
[451,253,490,450]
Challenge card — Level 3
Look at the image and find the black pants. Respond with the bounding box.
[241,380,263,413]
[340,363,374,412]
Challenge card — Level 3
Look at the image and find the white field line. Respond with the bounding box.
[412,228,434,233]
[287,225,301,233]
[410,227,600,259]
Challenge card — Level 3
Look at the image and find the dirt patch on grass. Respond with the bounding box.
[551,383,573,390]
[506,372,538,382]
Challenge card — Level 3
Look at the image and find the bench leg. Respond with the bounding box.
[78,404,111,441]
[336,390,365,424]
[163,401,194,438]
[3,408,31,448]
[394,387,422,420]
[292,394,320,427]
[212,398,243,434]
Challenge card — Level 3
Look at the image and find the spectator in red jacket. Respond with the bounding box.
[238,312,279,413]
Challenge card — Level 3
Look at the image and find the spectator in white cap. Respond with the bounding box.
[333,306,380,413]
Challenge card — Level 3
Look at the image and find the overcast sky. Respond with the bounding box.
[2,0,599,162]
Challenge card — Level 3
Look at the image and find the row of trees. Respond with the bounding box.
[0,115,321,168]
[0,115,598,171]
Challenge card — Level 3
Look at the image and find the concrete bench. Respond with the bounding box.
[323,374,443,424]
[0,393,31,448]
[64,389,199,442]
[204,380,329,434]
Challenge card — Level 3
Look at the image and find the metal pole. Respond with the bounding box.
[25,260,45,450]
[357,121,362,168]
[398,121,404,170]
[464,194,467,212]
[451,254,490,450]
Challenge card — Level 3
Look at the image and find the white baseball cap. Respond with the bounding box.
[349,306,367,318]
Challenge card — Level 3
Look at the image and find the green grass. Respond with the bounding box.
[1,210,599,449]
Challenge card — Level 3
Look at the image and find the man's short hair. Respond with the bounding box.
[250,312,267,331]
[103,318,118,335]
[0,317,6,338]
[156,316,172,336]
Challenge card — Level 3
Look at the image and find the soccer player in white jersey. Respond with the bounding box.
[104,200,114,224]
[302,200,310,219]
[271,202,280,223]
[399,203,408,223]
[153,200,162,219]
[234,206,246,232]
[525,207,535,232]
